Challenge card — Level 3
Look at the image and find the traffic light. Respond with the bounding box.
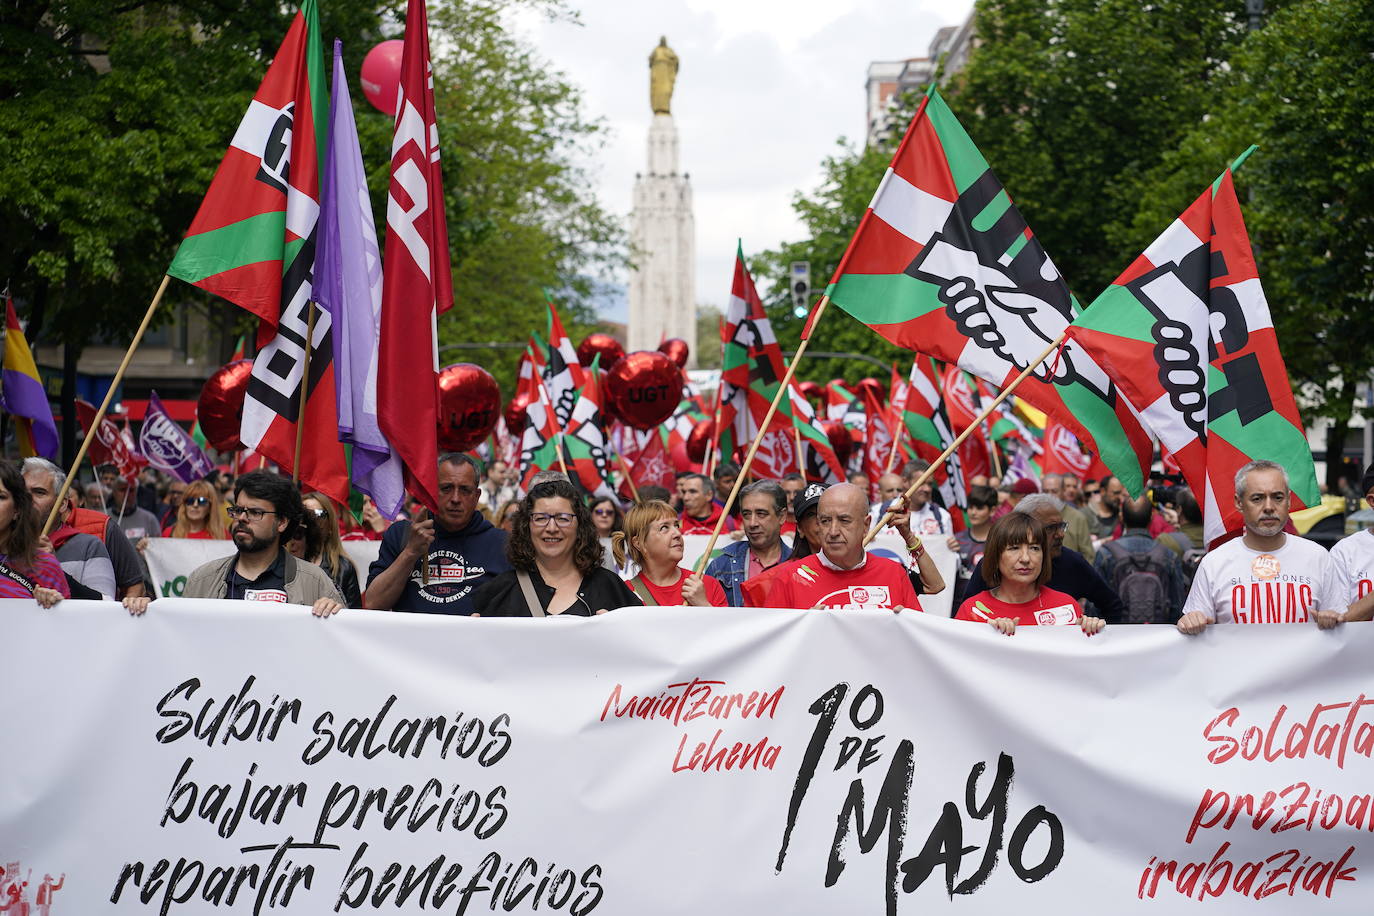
[790,261,811,319]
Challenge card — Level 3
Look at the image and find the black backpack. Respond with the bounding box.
[1101,539,1176,624]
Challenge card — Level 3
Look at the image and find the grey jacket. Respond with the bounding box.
[184,551,344,605]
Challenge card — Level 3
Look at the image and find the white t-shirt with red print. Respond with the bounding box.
[1328,529,1374,606]
[1181,534,1342,625]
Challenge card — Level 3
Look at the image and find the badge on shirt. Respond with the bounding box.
[818,585,892,609]
[1035,604,1079,626]
[244,588,288,603]
[1252,554,1280,580]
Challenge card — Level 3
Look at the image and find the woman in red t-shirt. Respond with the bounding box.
[956,513,1104,636]
[161,480,227,539]
[611,500,727,607]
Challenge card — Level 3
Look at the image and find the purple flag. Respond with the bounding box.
[138,391,214,483]
[316,39,404,518]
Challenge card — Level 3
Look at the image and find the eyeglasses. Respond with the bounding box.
[530,513,576,528]
[593,508,616,517]
[1044,521,1068,533]
[185,496,210,506]
[309,508,328,518]
[226,506,278,521]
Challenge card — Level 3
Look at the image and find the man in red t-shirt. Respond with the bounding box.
[679,473,736,535]
[764,484,920,612]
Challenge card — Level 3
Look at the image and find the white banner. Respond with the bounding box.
[142,538,381,598]
[5,600,1373,913]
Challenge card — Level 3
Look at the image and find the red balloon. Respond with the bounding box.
[686,418,714,462]
[605,351,681,429]
[504,391,533,433]
[437,364,501,452]
[360,40,404,115]
[577,333,625,369]
[658,337,690,369]
[197,359,254,452]
[822,420,853,468]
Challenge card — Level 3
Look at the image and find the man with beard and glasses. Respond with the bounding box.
[122,471,343,617]
[1177,460,1358,635]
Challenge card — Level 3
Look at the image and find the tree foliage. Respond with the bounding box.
[758,0,1373,432]
[0,0,620,396]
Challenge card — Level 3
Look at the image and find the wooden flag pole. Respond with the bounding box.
[695,295,832,573]
[988,434,1003,479]
[794,424,805,477]
[43,275,171,536]
[291,303,317,484]
[616,450,640,502]
[864,331,1067,546]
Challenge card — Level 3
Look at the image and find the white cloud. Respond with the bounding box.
[516,0,973,316]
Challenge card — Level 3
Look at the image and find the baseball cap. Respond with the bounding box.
[1011,478,1040,495]
[793,483,827,521]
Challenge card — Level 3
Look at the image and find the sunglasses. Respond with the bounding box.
[310,508,328,518]
[593,508,616,516]
[185,496,210,506]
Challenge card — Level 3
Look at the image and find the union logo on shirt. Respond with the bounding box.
[411,549,487,602]
[244,588,288,603]
[1035,604,1079,626]
[1251,554,1281,580]
[816,585,892,610]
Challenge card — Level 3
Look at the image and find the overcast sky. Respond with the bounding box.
[515,0,975,320]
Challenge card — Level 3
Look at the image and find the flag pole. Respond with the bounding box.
[794,424,805,477]
[43,275,171,536]
[695,295,832,572]
[864,331,1066,545]
[291,302,317,484]
[617,451,640,501]
[988,434,1003,479]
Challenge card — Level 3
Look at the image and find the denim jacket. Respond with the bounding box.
[705,539,792,607]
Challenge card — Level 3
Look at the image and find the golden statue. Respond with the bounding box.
[649,37,678,115]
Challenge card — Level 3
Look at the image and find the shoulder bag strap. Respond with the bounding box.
[0,559,38,596]
[515,570,545,618]
[627,574,655,605]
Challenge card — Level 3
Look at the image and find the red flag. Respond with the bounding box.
[941,365,991,481]
[632,428,676,491]
[75,401,147,484]
[378,0,453,513]
[859,384,893,501]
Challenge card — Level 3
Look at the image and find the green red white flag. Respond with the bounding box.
[166,0,347,502]
[562,356,618,502]
[1068,163,1318,545]
[717,244,797,480]
[788,383,845,483]
[823,86,1152,495]
[544,294,586,428]
[902,357,967,514]
[518,373,563,492]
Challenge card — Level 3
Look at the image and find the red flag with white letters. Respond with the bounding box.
[378,0,453,513]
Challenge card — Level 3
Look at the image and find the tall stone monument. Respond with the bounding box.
[627,37,696,364]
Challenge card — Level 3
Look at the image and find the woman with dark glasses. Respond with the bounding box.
[161,479,226,539]
[589,496,623,539]
[301,493,361,608]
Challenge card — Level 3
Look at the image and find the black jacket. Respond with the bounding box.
[473,565,642,617]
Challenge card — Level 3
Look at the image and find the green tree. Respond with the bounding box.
[695,304,722,369]
[429,0,623,394]
[1123,0,1374,481]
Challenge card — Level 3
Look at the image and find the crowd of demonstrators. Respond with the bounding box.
[612,500,726,606]
[473,478,640,616]
[18,423,1374,641]
[956,513,1105,636]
